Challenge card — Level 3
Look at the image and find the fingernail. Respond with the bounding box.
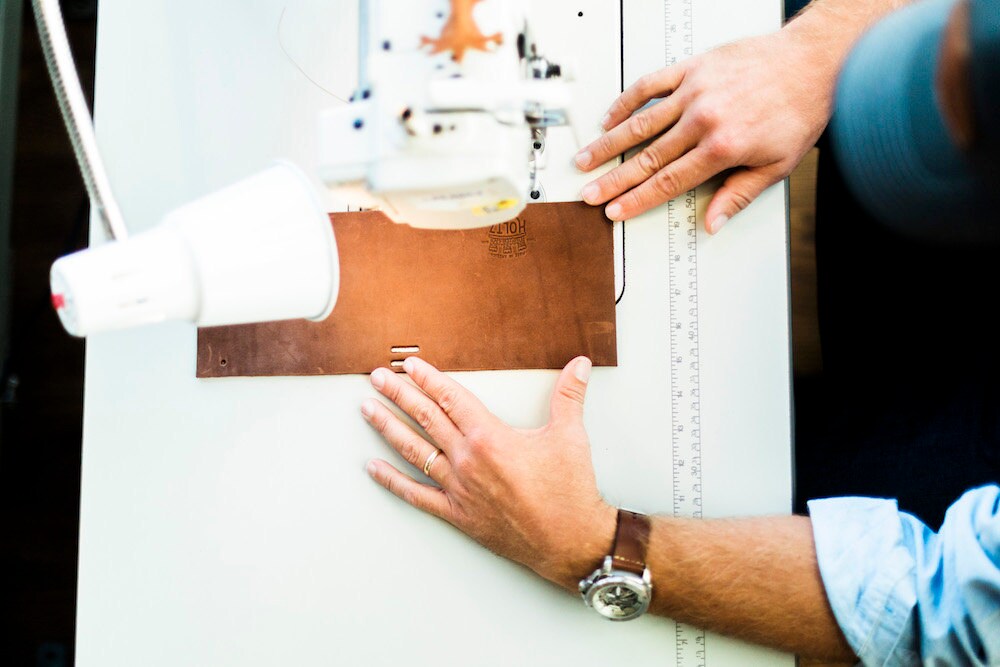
[605,203,623,220]
[366,460,378,476]
[601,114,611,130]
[581,182,600,204]
[402,357,416,374]
[574,150,592,169]
[574,357,592,383]
[709,214,729,234]
[361,399,376,419]
[370,368,387,390]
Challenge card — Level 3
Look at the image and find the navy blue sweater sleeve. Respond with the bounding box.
[831,0,999,244]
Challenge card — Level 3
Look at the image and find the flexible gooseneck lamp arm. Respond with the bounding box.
[31,0,128,242]
[34,0,339,338]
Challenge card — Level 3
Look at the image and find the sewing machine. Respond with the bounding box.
[319,0,573,228]
[43,0,575,337]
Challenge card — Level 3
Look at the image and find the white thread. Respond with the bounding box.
[277,6,350,104]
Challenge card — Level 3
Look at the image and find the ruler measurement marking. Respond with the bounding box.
[666,1,705,666]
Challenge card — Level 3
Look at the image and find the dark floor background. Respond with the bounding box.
[1,1,96,665]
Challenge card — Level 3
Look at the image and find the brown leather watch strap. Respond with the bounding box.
[611,509,651,575]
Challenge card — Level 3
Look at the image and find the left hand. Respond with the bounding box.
[575,28,835,233]
[362,356,616,591]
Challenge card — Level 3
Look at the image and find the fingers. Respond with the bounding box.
[548,357,591,427]
[370,367,461,453]
[603,65,686,131]
[401,357,499,435]
[705,167,783,234]
[576,97,684,173]
[362,398,451,485]
[580,120,699,207]
[603,148,715,221]
[366,459,450,519]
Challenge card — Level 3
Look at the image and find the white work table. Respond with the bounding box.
[78,1,793,665]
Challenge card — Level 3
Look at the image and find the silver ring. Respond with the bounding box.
[422,448,441,476]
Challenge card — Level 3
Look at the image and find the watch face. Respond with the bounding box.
[587,576,650,621]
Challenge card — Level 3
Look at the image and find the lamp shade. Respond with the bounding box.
[50,162,339,337]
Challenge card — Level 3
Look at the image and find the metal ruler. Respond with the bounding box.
[665,1,706,666]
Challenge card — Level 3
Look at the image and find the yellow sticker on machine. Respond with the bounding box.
[473,199,519,216]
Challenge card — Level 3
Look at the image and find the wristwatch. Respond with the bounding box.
[578,509,653,621]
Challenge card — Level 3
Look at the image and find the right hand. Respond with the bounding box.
[364,356,616,591]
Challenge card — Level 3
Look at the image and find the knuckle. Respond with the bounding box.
[372,409,393,434]
[412,403,436,432]
[652,168,682,198]
[400,486,418,507]
[729,187,754,212]
[398,436,422,466]
[453,453,476,478]
[775,161,796,180]
[595,132,616,158]
[707,128,742,162]
[558,383,586,405]
[685,75,707,99]
[463,427,492,455]
[627,112,652,142]
[382,377,403,404]
[635,147,662,176]
[635,73,655,98]
[619,190,641,216]
[691,104,721,131]
[451,456,475,479]
[435,385,461,414]
[704,136,733,164]
[603,168,626,194]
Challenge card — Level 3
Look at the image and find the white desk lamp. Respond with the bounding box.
[32,0,339,337]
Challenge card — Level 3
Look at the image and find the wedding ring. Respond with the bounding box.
[423,448,441,476]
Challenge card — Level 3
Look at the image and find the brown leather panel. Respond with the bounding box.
[611,510,651,575]
[197,203,617,377]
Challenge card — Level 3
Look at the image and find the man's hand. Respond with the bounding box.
[575,18,846,233]
[363,356,615,590]
[362,357,853,660]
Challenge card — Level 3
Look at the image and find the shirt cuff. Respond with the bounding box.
[808,497,922,666]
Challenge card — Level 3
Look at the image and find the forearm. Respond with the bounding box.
[646,515,853,661]
[551,513,854,662]
[783,0,916,112]
[791,0,914,35]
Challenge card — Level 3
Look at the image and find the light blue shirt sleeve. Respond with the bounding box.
[808,486,1000,666]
